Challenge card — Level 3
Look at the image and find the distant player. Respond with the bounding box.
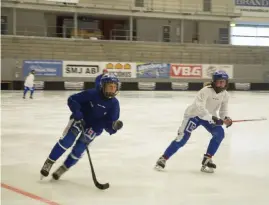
[155,71,233,173]
[23,70,35,99]
[95,69,108,89]
[40,74,123,180]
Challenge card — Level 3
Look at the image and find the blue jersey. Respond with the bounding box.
[95,74,104,90]
[68,89,120,135]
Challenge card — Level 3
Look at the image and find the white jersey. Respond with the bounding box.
[184,86,229,123]
[24,73,35,88]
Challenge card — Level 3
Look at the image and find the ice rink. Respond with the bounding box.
[1,90,269,205]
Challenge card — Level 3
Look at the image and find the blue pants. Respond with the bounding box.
[164,116,225,159]
[23,86,34,97]
[48,119,99,168]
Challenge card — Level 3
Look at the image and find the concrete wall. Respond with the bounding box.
[183,20,196,43]
[1,8,14,35]
[1,7,229,42]
[180,0,234,10]
[83,0,235,11]
[136,18,181,42]
[1,8,57,36]
[136,18,229,43]
[1,59,19,81]
[198,21,229,44]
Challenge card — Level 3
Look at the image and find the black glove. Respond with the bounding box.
[70,119,85,136]
[224,116,233,128]
[212,116,223,125]
[79,128,96,144]
[112,120,123,131]
[76,119,85,129]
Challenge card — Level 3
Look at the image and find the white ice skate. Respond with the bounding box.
[200,154,216,173]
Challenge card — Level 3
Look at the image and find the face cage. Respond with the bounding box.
[212,79,228,93]
[102,82,119,99]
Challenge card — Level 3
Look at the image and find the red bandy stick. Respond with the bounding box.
[232,117,267,123]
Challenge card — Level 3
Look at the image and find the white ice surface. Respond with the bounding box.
[1,90,269,205]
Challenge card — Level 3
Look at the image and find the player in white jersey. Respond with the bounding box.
[23,70,35,99]
[155,71,233,173]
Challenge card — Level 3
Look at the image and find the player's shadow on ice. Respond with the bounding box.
[37,178,103,193]
[162,168,215,177]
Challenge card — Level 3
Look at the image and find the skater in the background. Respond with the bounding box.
[155,71,233,173]
[23,70,35,99]
[95,69,108,89]
[40,74,123,180]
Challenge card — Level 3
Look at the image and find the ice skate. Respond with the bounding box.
[155,156,166,171]
[40,158,54,179]
[200,154,216,173]
[52,165,68,180]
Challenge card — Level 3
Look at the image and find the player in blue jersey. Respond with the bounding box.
[40,74,123,180]
[95,69,108,89]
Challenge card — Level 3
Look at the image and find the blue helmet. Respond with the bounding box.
[212,70,229,81]
[211,71,229,93]
[100,74,120,98]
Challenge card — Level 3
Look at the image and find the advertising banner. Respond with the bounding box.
[235,83,251,90]
[137,63,170,78]
[23,60,62,77]
[234,0,269,17]
[62,61,101,77]
[202,65,233,79]
[138,82,156,90]
[100,62,136,78]
[170,64,202,78]
[34,81,45,90]
[64,82,84,90]
[171,82,189,90]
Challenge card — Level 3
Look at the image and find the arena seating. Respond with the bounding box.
[2,35,269,64]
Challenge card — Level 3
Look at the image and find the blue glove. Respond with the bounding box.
[212,116,223,125]
[73,111,83,121]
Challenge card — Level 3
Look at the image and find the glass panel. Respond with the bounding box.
[256,27,269,37]
[231,26,256,36]
[256,37,269,46]
[231,36,257,46]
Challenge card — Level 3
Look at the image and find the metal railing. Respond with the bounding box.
[1,24,231,44]
[110,29,138,41]
[1,23,104,39]
[2,0,240,16]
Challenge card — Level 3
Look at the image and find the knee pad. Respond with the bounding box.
[212,127,225,143]
[58,131,77,150]
[70,140,87,160]
[175,131,190,147]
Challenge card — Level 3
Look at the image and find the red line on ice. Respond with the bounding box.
[1,183,60,205]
